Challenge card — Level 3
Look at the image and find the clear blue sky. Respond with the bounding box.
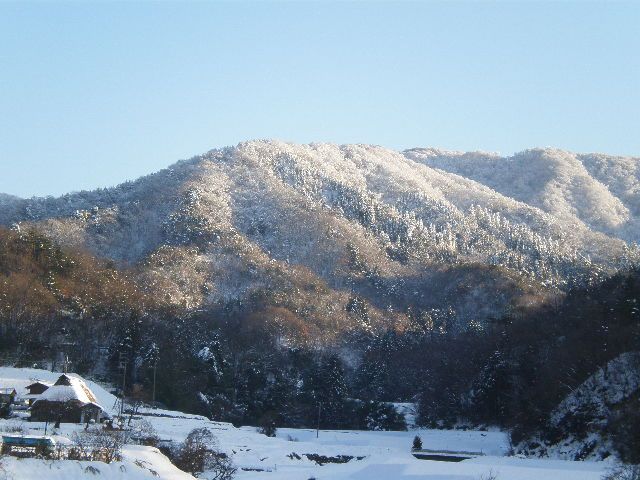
[1,1,639,198]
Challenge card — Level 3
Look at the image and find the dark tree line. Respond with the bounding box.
[109,306,407,431]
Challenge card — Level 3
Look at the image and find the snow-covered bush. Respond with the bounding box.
[602,465,640,480]
[479,470,500,480]
[171,428,236,479]
[0,421,25,434]
[131,418,160,447]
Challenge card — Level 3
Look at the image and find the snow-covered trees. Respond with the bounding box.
[3,140,638,329]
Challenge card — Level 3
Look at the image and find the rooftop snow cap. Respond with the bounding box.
[26,380,52,388]
[34,374,101,406]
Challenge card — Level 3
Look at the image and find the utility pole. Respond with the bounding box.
[316,401,322,438]
[152,360,157,408]
[118,352,128,423]
[149,342,159,409]
[120,362,126,420]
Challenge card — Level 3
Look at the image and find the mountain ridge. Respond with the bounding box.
[1,140,638,333]
[404,146,640,241]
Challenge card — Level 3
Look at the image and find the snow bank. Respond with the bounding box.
[0,445,194,480]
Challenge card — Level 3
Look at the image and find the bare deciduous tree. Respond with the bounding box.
[70,427,128,463]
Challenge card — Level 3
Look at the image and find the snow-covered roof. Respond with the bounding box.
[0,387,17,395]
[33,374,102,409]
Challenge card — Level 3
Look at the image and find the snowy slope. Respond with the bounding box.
[511,352,640,461]
[551,351,640,426]
[235,455,608,480]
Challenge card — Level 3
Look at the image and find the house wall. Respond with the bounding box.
[79,406,101,424]
[30,400,84,423]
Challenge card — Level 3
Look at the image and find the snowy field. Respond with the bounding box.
[0,367,612,479]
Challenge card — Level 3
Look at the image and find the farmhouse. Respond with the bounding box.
[30,374,107,424]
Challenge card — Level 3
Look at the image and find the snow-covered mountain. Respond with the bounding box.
[1,140,638,330]
[404,147,640,242]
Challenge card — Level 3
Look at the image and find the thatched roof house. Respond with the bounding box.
[30,374,107,424]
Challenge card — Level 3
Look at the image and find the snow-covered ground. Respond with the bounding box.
[1,445,194,479]
[0,367,612,479]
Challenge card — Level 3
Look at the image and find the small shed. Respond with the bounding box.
[26,381,50,396]
[30,374,107,424]
[24,381,52,406]
[0,388,17,405]
[0,435,56,458]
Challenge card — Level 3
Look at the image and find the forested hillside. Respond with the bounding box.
[1,225,638,460]
[356,268,640,460]
[0,227,162,368]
